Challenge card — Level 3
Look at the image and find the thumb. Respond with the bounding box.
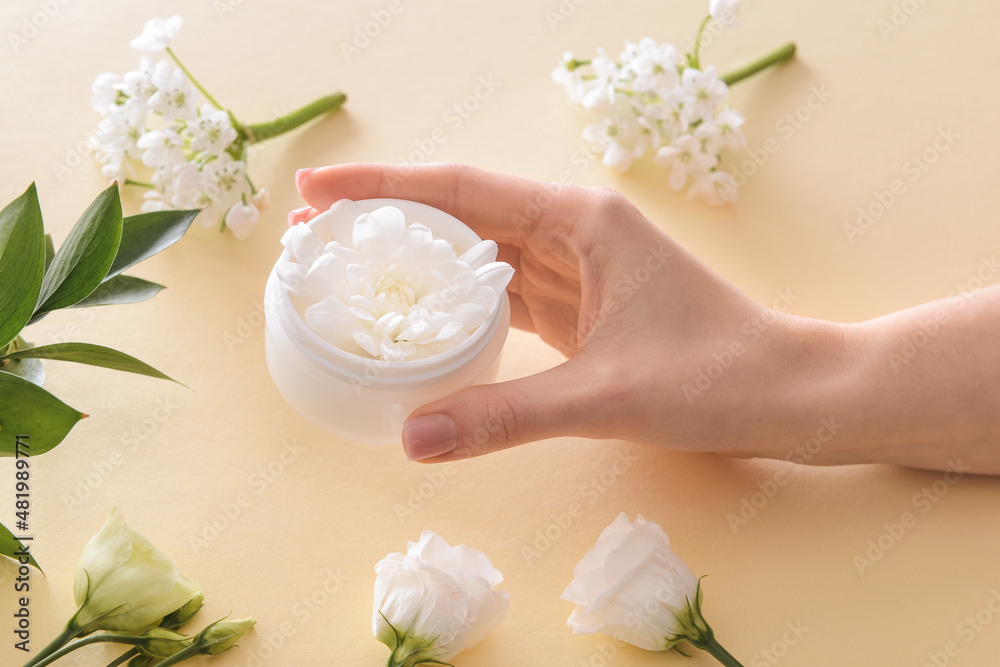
[401,359,605,462]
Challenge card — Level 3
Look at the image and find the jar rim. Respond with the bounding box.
[266,198,509,383]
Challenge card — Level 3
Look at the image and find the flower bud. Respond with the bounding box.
[160,594,204,630]
[136,628,193,658]
[195,617,256,655]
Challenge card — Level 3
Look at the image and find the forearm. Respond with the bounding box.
[755,285,1000,473]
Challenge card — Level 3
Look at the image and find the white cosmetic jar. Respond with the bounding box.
[264,198,510,445]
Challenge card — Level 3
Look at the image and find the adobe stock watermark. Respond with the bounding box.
[189,438,306,553]
[726,417,844,533]
[853,459,971,575]
[682,288,799,404]
[888,255,999,374]
[749,620,809,666]
[544,0,591,30]
[339,0,407,62]
[877,0,933,40]
[521,449,639,566]
[384,75,502,187]
[235,564,346,667]
[393,463,458,524]
[843,126,958,244]
[726,84,833,192]
[7,0,73,53]
[62,395,184,512]
[919,589,1000,667]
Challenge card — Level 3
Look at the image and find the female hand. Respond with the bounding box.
[295,163,1000,473]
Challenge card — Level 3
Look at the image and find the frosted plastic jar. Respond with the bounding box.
[264,198,510,444]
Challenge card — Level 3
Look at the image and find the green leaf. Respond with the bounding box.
[0,522,41,572]
[0,370,86,456]
[35,183,123,316]
[0,342,179,384]
[106,209,199,281]
[0,183,45,349]
[69,275,165,308]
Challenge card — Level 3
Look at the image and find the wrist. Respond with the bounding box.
[736,310,862,465]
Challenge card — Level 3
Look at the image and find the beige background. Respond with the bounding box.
[2,0,1000,665]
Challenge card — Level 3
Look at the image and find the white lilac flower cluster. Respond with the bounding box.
[552,1,747,205]
[89,17,265,239]
[553,44,744,206]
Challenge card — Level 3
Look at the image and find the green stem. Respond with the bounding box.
[166,47,224,110]
[22,624,82,667]
[26,634,146,667]
[720,41,796,86]
[243,92,347,143]
[690,635,744,667]
[691,14,713,70]
[124,179,153,189]
[148,643,203,667]
[105,648,139,667]
[24,624,82,667]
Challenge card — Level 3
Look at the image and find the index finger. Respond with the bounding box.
[295,162,580,243]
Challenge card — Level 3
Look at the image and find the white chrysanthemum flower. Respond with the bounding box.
[278,202,513,363]
[131,16,183,53]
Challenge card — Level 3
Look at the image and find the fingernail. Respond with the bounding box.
[295,168,316,190]
[287,206,311,227]
[403,414,458,461]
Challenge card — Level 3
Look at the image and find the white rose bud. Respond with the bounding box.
[72,508,201,633]
[562,513,744,666]
[373,530,510,666]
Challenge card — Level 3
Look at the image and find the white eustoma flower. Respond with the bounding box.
[710,0,742,27]
[689,170,738,206]
[279,201,513,362]
[224,202,260,240]
[680,66,728,122]
[73,508,201,633]
[131,16,183,53]
[562,513,699,650]
[563,514,745,665]
[188,103,237,155]
[373,530,509,666]
[655,134,718,189]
